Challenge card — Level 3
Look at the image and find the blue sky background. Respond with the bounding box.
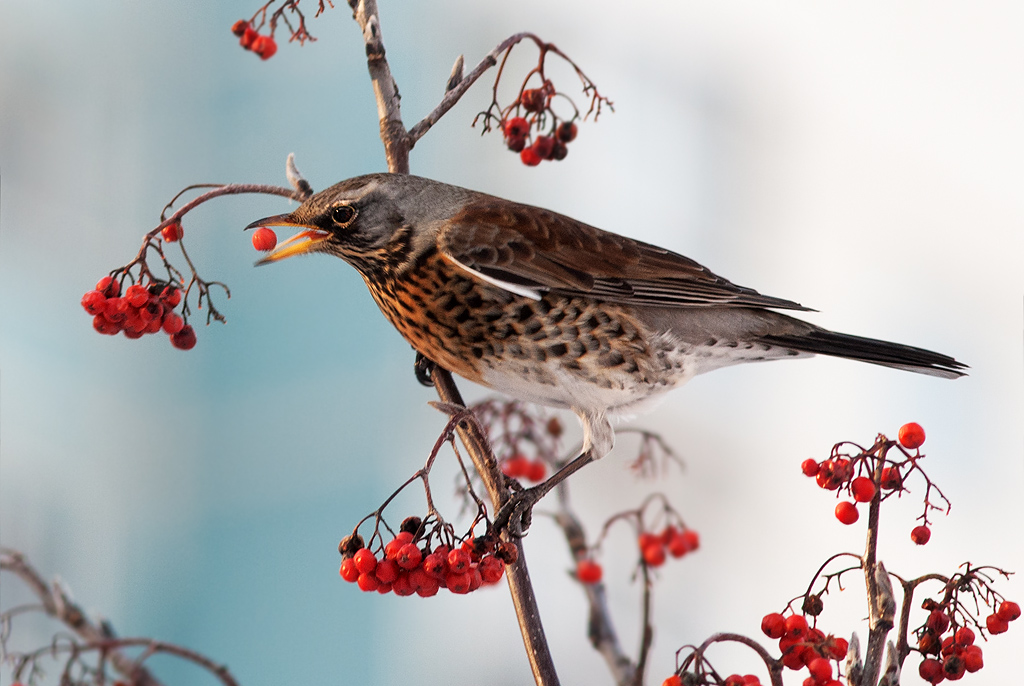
[2,2,1022,685]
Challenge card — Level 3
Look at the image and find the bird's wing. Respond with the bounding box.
[437,197,811,311]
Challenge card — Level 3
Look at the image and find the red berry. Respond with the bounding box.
[92,315,121,335]
[851,476,876,503]
[642,543,666,567]
[479,555,504,584]
[159,286,182,308]
[996,600,1021,621]
[396,543,423,570]
[170,324,197,350]
[942,654,965,681]
[253,35,277,60]
[353,547,377,574]
[546,417,562,437]
[125,284,149,308]
[880,466,902,490]
[252,227,278,251]
[506,135,527,152]
[807,657,832,682]
[375,558,399,584]
[911,525,932,545]
[550,140,569,161]
[835,501,859,525]
[422,551,447,577]
[918,658,944,684]
[576,559,602,584]
[356,572,379,592]
[940,635,957,657]
[985,613,1009,634]
[447,548,471,574]
[520,88,546,113]
[231,20,248,37]
[468,567,483,592]
[415,576,440,597]
[501,454,529,478]
[96,275,121,297]
[446,570,472,594]
[103,297,130,323]
[761,612,787,639]
[784,614,808,638]
[339,558,360,582]
[927,610,951,634]
[520,146,542,167]
[954,626,974,647]
[391,573,415,596]
[503,116,530,139]
[533,135,555,160]
[826,636,849,660]
[240,26,258,50]
[525,460,546,482]
[161,312,184,335]
[161,222,184,242]
[81,290,107,315]
[662,677,682,686]
[637,532,660,550]
[801,459,819,477]
[962,645,983,672]
[899,422,926,449]
[556,121,577,143]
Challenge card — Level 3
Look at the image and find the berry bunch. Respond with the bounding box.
[760,611,849,682]
[638,525,700,567]
[232,20,278,60]
[913,581,1015,683]
[500,452,547,482]
[81,276,195,350]
[338,525,513,597]
[663,674,762,686]
[801,423,946,541]
[502,112,579,167]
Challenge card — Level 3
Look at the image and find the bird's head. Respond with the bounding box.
[248,173,471,273]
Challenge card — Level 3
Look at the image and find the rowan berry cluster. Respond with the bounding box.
[338,520,513,597]
[232,20,278,59]
[801,422,946,542]
[81,276,195,350]
[637,525,700,567]
[915,598,1019,683]
[760,611,849,683]
[502,111,579,167]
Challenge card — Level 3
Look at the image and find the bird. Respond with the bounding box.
[248,173,966,531]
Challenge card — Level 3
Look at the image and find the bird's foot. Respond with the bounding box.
[493,485,545,538]
[414,352,436,387]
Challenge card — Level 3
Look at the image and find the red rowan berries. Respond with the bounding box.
[899,422,926,449]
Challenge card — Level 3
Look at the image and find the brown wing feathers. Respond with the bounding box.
[441,198,811,311]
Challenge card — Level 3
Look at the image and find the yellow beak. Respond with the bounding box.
[246,214,332,265]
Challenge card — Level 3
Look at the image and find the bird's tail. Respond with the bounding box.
[759,330,967,379]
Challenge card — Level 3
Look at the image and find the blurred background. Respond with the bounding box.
[1,1,1021,684]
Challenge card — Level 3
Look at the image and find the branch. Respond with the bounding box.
[1,549,163,686]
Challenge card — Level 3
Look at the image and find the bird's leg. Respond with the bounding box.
[493,409,613,536]
[414,351,436,387]
[493,448,597,535]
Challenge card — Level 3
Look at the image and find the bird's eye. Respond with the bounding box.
[331,204,356,226]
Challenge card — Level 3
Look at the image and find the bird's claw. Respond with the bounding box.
[493,487,542,537]
[414,352,436,387]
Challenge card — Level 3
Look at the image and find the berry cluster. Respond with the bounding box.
[338,526,513,597]
[81,276,195,350]
[801,422,943,541]
[638,525,700,567]
[760,611,849,683]
[916,600,1019,683]
[500,452,547,483]
[232,20,278,60]
[503,111,579,167]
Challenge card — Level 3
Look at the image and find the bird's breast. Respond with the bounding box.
[360,250,700,411]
